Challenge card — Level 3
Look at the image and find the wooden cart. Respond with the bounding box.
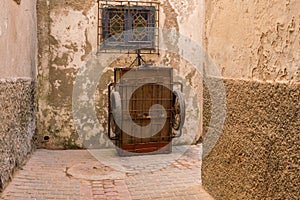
[108,66,185,156]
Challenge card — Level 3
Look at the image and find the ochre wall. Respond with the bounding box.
[202,78,299,199]
[202,0,300,199]
[0,0,36,192]
[36,0,205,149]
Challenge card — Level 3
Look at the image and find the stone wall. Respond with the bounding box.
[202,78,299,199]
[0,79,35,192]
[36,0,205,149]
[0,0,37,192]
[202,0,300,199]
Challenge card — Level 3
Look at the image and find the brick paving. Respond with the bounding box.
[0,145,213,200]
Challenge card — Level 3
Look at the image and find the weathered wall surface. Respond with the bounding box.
[36,0,97,149]
[202,79,300,199]
[203,0,300,199]
[0,0,37,78]
[205,0,300,82]
[36,0,205,149]
[0,79,35,192]
[0,0,36,192]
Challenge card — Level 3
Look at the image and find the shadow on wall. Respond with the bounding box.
[13,0,21,5]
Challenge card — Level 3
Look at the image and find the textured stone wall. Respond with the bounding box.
[202,78,300,199]
[0,79,35,192]
[0,0,37,192]
[202,0,300,199]
[36,0,205,149]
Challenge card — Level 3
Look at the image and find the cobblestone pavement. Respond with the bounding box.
[1,145,213,200]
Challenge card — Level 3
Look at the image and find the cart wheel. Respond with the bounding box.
[110,112,121,139]
[172,90,185,130]
[110,113,116,133]
[111,91,122,125]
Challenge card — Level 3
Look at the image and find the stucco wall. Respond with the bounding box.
[204,0,300,82]
[202,0,300,199]
[0,0,37,78]
[0,0,36,192]
[36,0,205,149]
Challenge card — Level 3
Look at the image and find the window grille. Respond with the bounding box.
[98,1,160,54]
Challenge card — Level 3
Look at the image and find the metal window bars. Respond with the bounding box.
[98,0,160,54]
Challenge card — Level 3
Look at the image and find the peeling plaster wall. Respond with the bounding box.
[0,0,36,192]
[205,0,300,82]
[37,0,205,149]
[36,0,97,149]
[203,0,300,199]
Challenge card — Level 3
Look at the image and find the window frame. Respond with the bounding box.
[98,0,160,54]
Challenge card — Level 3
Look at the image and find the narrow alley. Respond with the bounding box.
[1,145,213,200]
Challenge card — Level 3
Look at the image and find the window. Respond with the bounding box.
[98,1,159,54]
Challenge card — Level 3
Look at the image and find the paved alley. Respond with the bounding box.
[0,145,213,200]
